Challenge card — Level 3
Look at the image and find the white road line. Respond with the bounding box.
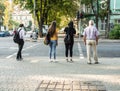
[6,43,39,59]
[77,42,84,59]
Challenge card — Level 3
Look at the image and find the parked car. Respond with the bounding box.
[0,31,6,37]
[9,31,14,36]
[4,31,10,36]
[0,31,10,37]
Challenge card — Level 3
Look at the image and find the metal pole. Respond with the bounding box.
[107,0,110,38]
[33,0,36,31]
[79,0,81,40]
[96,0,99,29]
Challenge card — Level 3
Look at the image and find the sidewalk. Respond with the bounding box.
[0,57,120,91]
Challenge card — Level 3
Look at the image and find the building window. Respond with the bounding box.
[117,19,120,23]
[101,21,106,30]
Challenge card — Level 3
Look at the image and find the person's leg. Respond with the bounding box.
[16,44,20,60]
[65,44,69,61]
[52,40,57,60]
[19,40,24,60]
[70,43,73,61]
[49,41,52,61]
[86,40,91,63]
[92,40,98,63]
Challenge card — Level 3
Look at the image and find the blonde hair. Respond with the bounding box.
[89,20,94,26]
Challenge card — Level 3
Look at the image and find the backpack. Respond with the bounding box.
[44,33,50,45]
[64,30,72,44]
[13,29,21,44]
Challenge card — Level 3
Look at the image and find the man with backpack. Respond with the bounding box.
[64,21,76,62]
[15,24,25,61]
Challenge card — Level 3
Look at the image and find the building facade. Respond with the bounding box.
[12,5,33,28]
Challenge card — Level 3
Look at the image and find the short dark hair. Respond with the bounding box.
[19,24,24,27]
[68,21,73,28]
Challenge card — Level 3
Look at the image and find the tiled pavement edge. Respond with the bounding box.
[0,57,120,91]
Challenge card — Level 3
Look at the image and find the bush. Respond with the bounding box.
[109,24,120,39]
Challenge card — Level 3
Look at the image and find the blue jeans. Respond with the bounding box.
[49,40,57,59]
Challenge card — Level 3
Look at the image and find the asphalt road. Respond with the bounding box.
[0,36,120,91]
[0,36,120,59]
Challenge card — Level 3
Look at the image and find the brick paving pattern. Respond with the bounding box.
[0,79,106,91]
[35,80,106,91]
[0,57,120,91]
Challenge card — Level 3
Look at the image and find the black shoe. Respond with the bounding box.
[16,58,23,61]
[94,62,99,64]
[70,59,73,62]
[66,59,69,62]
[87,62,91,64]
[16,58,20,61]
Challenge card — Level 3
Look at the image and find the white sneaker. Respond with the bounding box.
[54,59,58,63]
[49,59,53,62]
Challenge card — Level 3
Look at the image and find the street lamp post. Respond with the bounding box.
[106,0,110,38]
[0,18,2,31]
[33,0,36,31]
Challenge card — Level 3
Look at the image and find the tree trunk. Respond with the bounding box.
[96,0,99,29]
[105,0,110,38]
[37,0,43,38]
[91,0,99,29]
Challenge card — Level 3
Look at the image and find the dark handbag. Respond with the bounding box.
[64,29,71,44]
[44,33,50,45]
[64,34,71,44]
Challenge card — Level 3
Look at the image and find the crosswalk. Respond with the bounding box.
[77,42,85,59]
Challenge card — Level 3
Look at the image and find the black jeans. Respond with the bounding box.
[17,39,24,60]
[65,43,74,57]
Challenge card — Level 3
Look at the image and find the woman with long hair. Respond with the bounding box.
[64,21,76,62]
[48,21,58,62]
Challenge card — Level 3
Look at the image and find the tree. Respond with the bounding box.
[13,0,79,37]
[81,0,111,39]
[0,2,5,31]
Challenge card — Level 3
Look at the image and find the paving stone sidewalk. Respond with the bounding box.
[0,57,120,91]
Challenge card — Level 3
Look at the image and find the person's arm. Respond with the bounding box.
[95,28,99,45]
[73,28,76,35]
[82,29,86,45]
[64,27,67,33]
[96,36,99,45]
[56,30,58,46]
[83,35,86,45]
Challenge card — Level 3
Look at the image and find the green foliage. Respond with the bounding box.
[0,3,5,16]
[13,0,78,26]
[109,24,120,39]
[9,19,19,30]
[81,0,95,5]
[81,0,108,20]
[0,2,5,26]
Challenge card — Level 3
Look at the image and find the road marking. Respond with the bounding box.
[0,47,18,50]
[77,42,84,59]
[6,43,39,59]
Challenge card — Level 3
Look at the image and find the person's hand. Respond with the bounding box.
[56,41,58,46]
[96,42,98,45]
[84,42,86,45]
